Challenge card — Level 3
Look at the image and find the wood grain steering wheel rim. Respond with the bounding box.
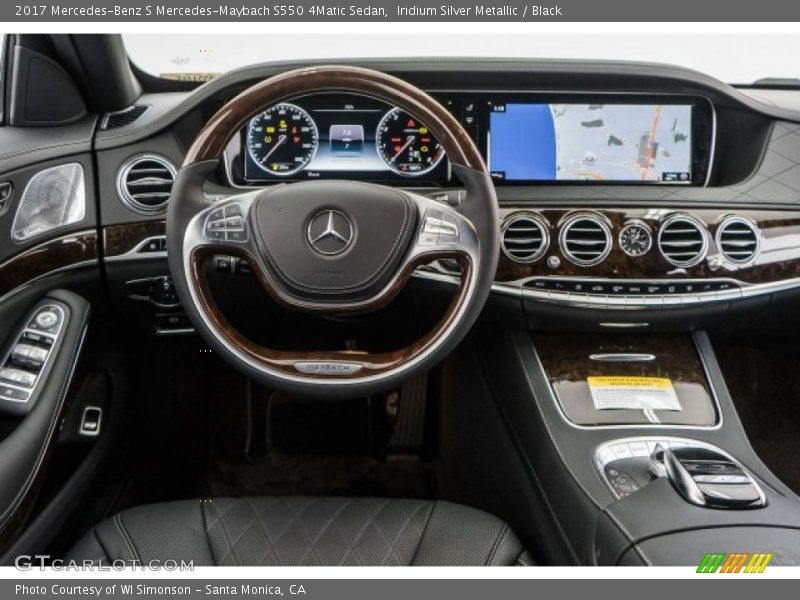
[167,66,499,397]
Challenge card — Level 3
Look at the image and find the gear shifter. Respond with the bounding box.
[663,446,767,509]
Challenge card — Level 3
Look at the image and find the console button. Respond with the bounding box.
[588,283,607,294]
[34,310,60,330]
[644,284,663,295]
[610,443,633,460]
[0,368,17,383]
[678,282,699,294]
[0,386,29,402]
[625,283,644,295]
[27,347,49,368]
[628,441,650,457]
[11,344,34,366]
[155,313,192,331]
[608,284,627,295]
[22,332,54,347]
[0,368,35,388]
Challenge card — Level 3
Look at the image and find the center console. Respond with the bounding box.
[474,329,800,566]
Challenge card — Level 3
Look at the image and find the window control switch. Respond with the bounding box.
[80,407,102,436]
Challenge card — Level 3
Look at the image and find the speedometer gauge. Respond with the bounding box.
[247,103,318,176]
[376,108,445,176]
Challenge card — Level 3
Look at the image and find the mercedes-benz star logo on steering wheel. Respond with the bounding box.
[307,209,354,255]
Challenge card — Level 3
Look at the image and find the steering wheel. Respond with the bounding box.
[167,66,499,397]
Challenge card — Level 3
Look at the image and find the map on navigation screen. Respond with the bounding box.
[488,103,693,183]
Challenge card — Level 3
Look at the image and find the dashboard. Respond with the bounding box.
[77,58,800,334]
[226,92,714,188]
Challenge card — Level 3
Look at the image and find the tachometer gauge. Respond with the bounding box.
[376,108,445,176]
[247,103,318,176]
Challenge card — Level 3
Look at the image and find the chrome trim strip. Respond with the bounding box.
[589,353,656,362]
[414,269,800,309]
[715,215,762,266]
[500,212,549,264]
[154,327,195,336]
[116,154,177,216]
[657,213,709,268]
[105,235,167,262]
[558,212,613,267]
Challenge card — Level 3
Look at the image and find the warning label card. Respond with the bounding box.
[587,376,682,411]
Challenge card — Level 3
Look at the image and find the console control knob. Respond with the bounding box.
[664,447,767,509]
[35,311,59,329]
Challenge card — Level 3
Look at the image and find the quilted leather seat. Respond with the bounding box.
[67,497,530,566]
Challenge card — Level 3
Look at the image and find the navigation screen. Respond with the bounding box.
[488,103,693,183]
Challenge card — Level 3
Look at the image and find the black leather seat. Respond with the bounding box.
[67,497,530,566]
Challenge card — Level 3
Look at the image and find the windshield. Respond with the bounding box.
[124,33,800,86]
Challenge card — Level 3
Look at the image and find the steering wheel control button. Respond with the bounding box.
[204,203,248,243]
[294,362,363,375]
[420,209,460,246]
[152,277,179,306]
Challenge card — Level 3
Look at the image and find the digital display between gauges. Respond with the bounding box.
[246,103,319,176]
[376,108,445,176]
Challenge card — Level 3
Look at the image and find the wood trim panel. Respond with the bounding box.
[495,207,800,284]
[103,221,166,257]
[191,245,472,379]
[0,230,98,299]
[535,332,717,427]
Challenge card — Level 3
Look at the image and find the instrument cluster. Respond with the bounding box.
[235,94,448,185]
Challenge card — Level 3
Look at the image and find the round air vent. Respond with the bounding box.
[501,213,549,263]
[116,154,177,215]
[658,214,709,267]
[559,214,612,266]
[716,216,760,264]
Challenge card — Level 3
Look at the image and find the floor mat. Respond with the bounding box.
[196,382,436,500]
[195,454,434,499]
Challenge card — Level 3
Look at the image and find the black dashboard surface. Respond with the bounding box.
[89,58,800,228]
